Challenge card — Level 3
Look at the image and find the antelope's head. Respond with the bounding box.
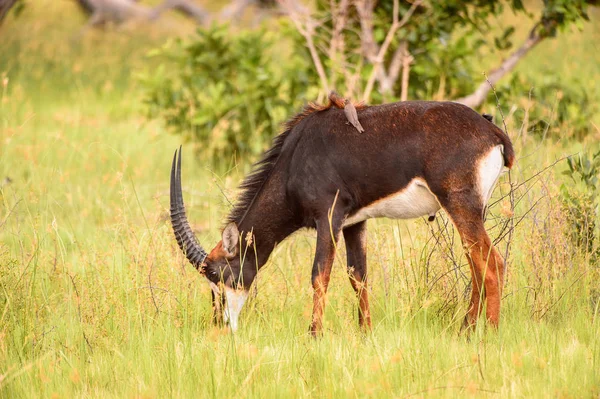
[169,148,251,331]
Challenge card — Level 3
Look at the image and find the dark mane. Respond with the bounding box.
[226,95,364,226]
[225,125,292,225]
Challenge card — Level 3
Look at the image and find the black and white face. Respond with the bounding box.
[204,223,255,331]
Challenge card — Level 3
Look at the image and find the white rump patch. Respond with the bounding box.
[344,178,441,227]
[224,287,248,332]
[478,145,505,206]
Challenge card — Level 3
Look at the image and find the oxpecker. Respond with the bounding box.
[344,98,364,133]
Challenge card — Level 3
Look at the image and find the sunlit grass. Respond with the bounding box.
[1,1,599,397]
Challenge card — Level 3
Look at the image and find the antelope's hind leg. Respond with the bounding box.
[343,221,372,330]
[442,196,505,330]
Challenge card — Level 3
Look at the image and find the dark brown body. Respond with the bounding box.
[171,100,514,334]
[288,102,510,221]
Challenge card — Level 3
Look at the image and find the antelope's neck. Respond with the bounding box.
[237,172,298,268]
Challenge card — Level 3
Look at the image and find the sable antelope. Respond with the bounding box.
[170,99,515,335]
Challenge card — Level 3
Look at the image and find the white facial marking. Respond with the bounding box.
[478,145,505,206]
[224,287,248,332]
[208,281,220,297]
[344,178,441,227]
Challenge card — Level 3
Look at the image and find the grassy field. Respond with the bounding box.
[1,1,600,398]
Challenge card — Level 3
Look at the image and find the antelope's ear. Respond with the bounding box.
[222,222,239,257]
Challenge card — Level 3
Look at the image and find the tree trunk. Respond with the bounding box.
[75,0,209,26]
[0,0,19,23]
[152,0,208,24]
[379,45,404,95]
[75,0,151,25]
[400,42,412,102]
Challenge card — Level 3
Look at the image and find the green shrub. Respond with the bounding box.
[495,73,598,140]
[560,150,600,258]
[141,24,318,168]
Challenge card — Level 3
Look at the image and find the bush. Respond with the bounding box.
[141,24,318,168]
[495,73,598,140]
[560,150,600,258]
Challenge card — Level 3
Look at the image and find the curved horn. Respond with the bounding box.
[170,147,208,270]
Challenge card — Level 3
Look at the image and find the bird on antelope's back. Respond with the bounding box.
[344,98,364,133]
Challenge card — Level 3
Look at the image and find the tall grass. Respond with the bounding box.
[1,1,599,397]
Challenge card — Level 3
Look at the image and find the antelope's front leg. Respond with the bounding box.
[343,221,371,330]
[310,216,344,336]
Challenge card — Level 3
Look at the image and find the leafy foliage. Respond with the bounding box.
[141,24,318,167]
[541,0,598,36]
[294,0,597,106]
[372,0,506,100]
[561,150,600,257]
[495,74,599,140]
[368,0,596,102]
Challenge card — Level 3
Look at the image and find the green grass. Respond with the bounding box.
[1,1,599,397]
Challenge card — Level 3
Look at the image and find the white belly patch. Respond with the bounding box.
[344,178,441,227]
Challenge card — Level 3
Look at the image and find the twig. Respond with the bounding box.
[328,0,350,89]
[400,43,413,101]
[362,0,421,101]
[68,274,93,353]
[456,22,550,108]
[0,199,21,229]
[538,272,587,320]
[279,0,330,93]
[129,174,161,315]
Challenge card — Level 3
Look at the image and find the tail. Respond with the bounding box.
[493,128,515,169]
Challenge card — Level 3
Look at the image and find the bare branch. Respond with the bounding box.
[395,0,422,30]
[305,23,331,93]
[219,0,255,22]
[400,42,413,101]
[354,0,377,61]
[329,0,350,56]
[77,0,152,25]
[361,0,398,101]
[75,0,209,26]
[380,45,405,94]
[278,0,330,93]
[328,0,350,91]
[362,0,421,101]
[346,56,364,99]
[152,0,209,24]
[456,23,546,108]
